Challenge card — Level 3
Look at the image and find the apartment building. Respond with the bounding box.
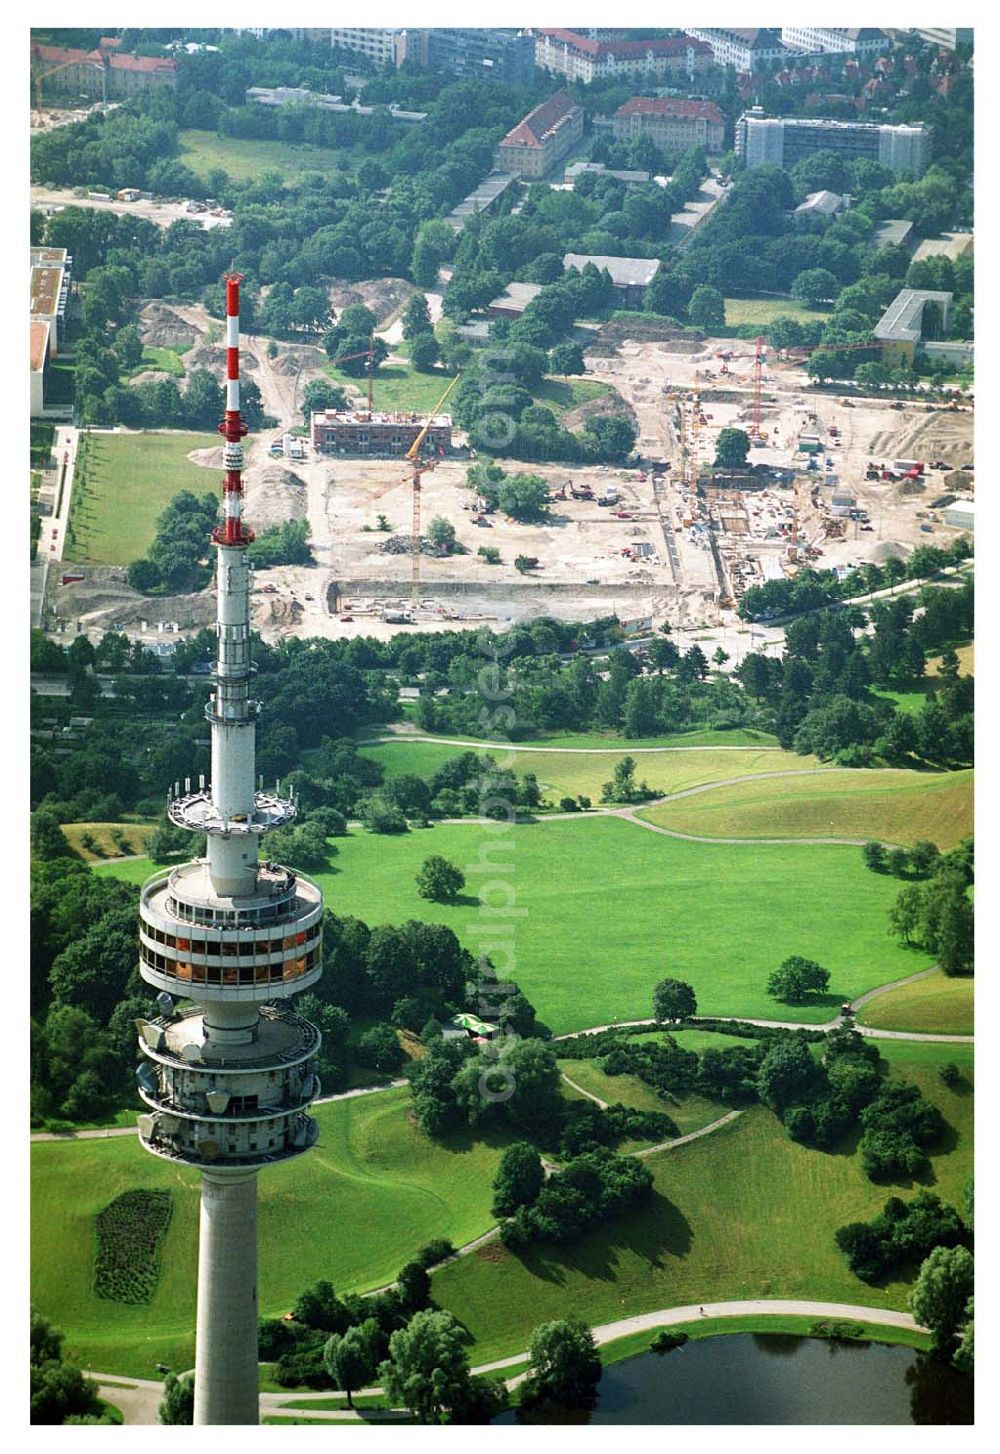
[612,97,725,154]
[312,409,452,456]
[497,91,585,180]
[30,41,178,98]
[425,28,535,85]
[780,27,889,57]
[683,28,786,71]
[535,29,711,85]
[736,110,931,177]
[330,28,402,66]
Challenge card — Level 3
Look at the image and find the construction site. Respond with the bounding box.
[45,294,974,647]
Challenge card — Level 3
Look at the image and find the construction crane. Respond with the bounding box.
[31,55,107,126]
[329,337,378,415]
[748,335,766,440]
[405,373,460,608]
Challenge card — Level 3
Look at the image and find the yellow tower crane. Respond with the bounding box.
[405,373,461,609]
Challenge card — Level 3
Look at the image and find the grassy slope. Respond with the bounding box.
[68,432,218,566]
[61,822,152,861]
[859,969,973,1035]
[432,1044,973,1364]
[724,297,833,327]
[360,741,820,805]
[559,1058,729,1138]
[637,769,973,849]
[31,1089,505,1376]
[178,128,352,182]
[386,726,781,750]
[98,818,932,1034]
[130,346,185,378]
[325,361,459,415]
[534,377,612,416]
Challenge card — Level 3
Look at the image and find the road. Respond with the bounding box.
[32,423,80,627]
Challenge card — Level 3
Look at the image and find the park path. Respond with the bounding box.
[552,965,972,1046]
[359,731,792,755]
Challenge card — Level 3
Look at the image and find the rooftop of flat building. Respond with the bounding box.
[487,281,543,310]
[30,264,63,319]
[874,287,954,342]
[564,252,661,287]
[794,189,845,214]
[313,409,452,427]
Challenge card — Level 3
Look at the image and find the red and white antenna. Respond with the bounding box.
[215,273,253,546]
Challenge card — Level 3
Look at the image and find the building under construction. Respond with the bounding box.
[310,409,453,457]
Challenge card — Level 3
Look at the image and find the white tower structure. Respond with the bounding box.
[135,275,324,1426]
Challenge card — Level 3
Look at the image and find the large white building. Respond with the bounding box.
[780,26,889,56]
[536,28,711,85]
[736,111,932,177]
[330,27,402,66]
[683,27,786,71]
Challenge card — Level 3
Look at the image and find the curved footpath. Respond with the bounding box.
[30,968,970,1144]
[360,733,783,755]
[85,1300,924,1423]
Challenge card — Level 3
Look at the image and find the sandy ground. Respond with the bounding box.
[31,184,232,230]
[50,292,973,648]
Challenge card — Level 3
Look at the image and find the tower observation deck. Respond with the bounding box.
[136,275,322,1426]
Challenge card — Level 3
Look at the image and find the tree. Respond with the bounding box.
[302,379,347,424]
[514,555,538,574]
[909,1245,975,1353]
[791,268,840,306]
[409,332,441,371]
[322,1321,379,1409]
[30,1308,103,1425]
[292,1279,349,1334]
[426,516,457,553]
[521,1318,602,1413]
[416,855,466,903]
[31,809,72,862]
[356,1023,404,1073]
[862,841,888,873]
[756,1036,821,1111]
[653,978,697,1024]
[936,882,973,976]
[549,342,585,374]
[714,427,750,469]
[380,1309,474,1424]
[158,1372,194,1425]
[688,285,725,329]
[491,1141,544,1217]
[402,293,432,340]
[766,956,830,1003]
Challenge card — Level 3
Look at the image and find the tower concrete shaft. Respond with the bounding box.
[135,274,323,1426]
[194,1172,260,1426]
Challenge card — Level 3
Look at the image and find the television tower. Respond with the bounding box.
[134,275,324,1425]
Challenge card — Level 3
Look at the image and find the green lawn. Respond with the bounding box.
[130,346,185,378]
[637,768,973,850]
[360,739,821,807]
[98,817,933,1034]
[559,1058,728,1138]
[431,1043,973,1365]
[325,362,459,415]
[66,431,218,566]
[533,377,612,417]
[31,1088,506,1376]
[859,969,973,1035]
[387,725,780,750]
[178,128,354,183]
[724,297,833,327]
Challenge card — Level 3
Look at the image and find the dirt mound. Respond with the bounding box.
[944,469,973,492]
[874,540,913,563]
[130,370,176,386]
[562,387,634,432]
[244,464,308,528]
[327,277,416,326]
[140,303,199,350]
[254,595,303,629]
[598,317,703,346]
[187,446,225,469]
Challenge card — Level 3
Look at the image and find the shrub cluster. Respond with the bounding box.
[835,1192,967,1283]
[499,1146,653,1250]
[94,1189,172,1304]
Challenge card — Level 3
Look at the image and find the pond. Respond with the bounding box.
[498,1333,973,1425]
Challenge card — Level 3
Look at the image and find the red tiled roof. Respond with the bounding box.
[30,41,176,75]
[538,29,710,60]
[616,96,724,123]
[501,90,580,148]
